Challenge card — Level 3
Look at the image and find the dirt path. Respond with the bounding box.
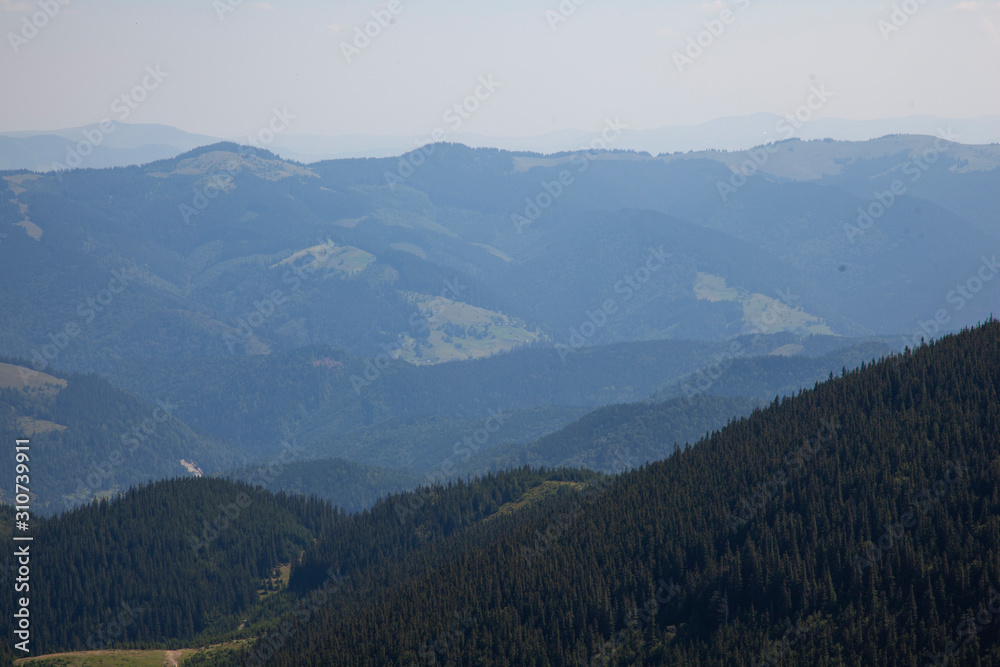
[165,650,182,666]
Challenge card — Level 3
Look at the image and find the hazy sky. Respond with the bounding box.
[1,0,998,139]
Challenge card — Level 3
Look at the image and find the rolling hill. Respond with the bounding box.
[2,137,996,384]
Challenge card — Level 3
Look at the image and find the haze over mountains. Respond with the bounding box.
[1,132,996,521]
[2,134,996,371]
[4,0,1000,662]
[4,106,1000,667]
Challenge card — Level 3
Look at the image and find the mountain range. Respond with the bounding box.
[4,114,998,170]
[2,128,999,664]
[2,133,996,514]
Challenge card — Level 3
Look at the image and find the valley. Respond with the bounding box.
[2,22,998,661]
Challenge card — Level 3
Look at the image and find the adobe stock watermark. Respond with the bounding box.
[852,461,967,573]
[545,0,587,31]
[223,235,339,354]
[84,601,147,651]
[241,438,307,489]
[750,616,813,667]
[717,80,834,202]
[179,107,294,225]
[510,117,628,233]
[188,439,306,555]
[878,0,930,40]
[555,246,673,362]
[7,0,70,54]
[22,266,138,375]
[178,152,248,225]
[843,127,960,243]
[224,288,288,355]
[245,566,351,667]
[672,0,752,73]
[51,66,169,174]
[582,577,683,666]
[681,287,805,403]
[900,254,1000,351]
[340,1,404,63]
[384,75,503,191]
[408,610,476,665]
[726,418,840,534]
[394,409,508,525]
[213,0,254,21]
[244,106,295,148]
[924,585,1000,666]
[520,448,634,566]
[62,399,179,510]
[350,277,468,392]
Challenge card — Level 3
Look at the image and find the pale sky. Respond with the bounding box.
[1,0,998,139]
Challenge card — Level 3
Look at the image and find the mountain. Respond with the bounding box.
[439,114,1000,158]
[301,406,593,473]
[4,135,993,503]
[97,339,729,457]
[0,478,337,655]
[101,335,875,459]
[9,115,995,170]
[601,114,1000,155]
[0,359,243,515]
[2,136,996,385]
[202,338,892,510]
[11,320,1000,665]
[454,394,761,475]
[0,329,886,518]
[0,123,220,172]
[648,340,896,403]
[263,320,1000,666]
[221,457,423,515]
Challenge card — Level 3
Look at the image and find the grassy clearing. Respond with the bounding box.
[741,293,833,336]
[0,362,67,393]
[17,416,68,435]
[16,649,181,666]
[394,294,542,365]
[272,243,374,276]
[257,562,292,599]
[488,481,586,520]
[15,641,252,666]
[694,273,833,336]
[694,272,739,302]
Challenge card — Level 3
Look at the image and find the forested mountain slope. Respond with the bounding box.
[104,334,876,458]
[454,394,761,475]
[197,320,1000,665]
[0,478,338,655]
[0,359,242,514]
[10,321,999,665]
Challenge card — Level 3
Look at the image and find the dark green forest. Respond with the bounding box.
[4,320,998,665]
[194,321,1000,665]
[0,478,337,654]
